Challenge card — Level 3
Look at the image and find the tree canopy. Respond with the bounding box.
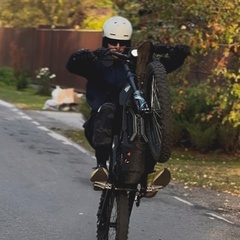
[114,0,240,55]
[0,0,113,29]
[1,0,239,52]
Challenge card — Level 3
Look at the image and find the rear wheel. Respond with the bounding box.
[97,190,130,240]
[144,61,173,163]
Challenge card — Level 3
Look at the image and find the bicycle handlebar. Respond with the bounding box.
[101,44,175,61]
[105,50,130,60]
[97,44,174,113]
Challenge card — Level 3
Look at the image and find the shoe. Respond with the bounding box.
[145,168,171,198]
[90,166,109,182]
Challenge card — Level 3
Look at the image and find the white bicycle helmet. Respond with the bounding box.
[103,16,133,40]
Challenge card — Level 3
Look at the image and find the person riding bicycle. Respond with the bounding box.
[66,16,190,195]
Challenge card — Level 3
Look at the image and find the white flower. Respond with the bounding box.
[49,74,56,79]
[36,67,55,81]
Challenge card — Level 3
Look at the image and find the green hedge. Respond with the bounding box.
[170,76,240,153]
[0,67,15,86]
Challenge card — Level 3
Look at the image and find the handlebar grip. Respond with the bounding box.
[106,51,130,60]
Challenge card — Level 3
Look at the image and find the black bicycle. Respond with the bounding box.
[94,41,173,240]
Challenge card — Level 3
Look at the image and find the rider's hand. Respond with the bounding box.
[93,47,109,60]
[175,45,191,56]
[74,49,96,61]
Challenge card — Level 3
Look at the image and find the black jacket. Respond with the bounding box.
[66,46,189,111]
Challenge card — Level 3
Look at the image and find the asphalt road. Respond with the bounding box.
[0,100,239,240]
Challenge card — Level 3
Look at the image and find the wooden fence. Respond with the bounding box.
[0,27,102,92]
[0,27,237,92]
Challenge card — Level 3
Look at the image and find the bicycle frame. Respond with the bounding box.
[94,52,150,196]
[113,61,149,185]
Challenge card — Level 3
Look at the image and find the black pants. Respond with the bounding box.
[84,102,156,172]
[83,103,116,167]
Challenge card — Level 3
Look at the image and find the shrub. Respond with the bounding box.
[218,123,240,153]
[206,67,240,128]
[170,77,240,153]
[10,43,29,90]
[35,67,56,96]
[186,123,217,152]
[16,70,30,90]
[0,67,15,86]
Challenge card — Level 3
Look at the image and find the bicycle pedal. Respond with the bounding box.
[93,182,112,191]
[144,185,162,198]
[146,185,163,192]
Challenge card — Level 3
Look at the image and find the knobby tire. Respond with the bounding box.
[144,61,173,163]
[97,190,130,240]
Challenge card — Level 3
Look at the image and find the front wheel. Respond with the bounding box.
[97,190,130,240]
[144,61,173,163]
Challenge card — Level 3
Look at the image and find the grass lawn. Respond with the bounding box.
[0,84,49,110]
[162,149,240,196]
[1,84,240,196]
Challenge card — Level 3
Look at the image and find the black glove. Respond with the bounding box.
[154,44,175,55]
[175,44,191,56]
[73,49,95,61]
[93,47,109,60]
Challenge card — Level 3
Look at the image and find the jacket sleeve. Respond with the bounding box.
[159,45,190,73]
[66,49,95,78]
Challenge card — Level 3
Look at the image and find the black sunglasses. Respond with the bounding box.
[107,38,128,47]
